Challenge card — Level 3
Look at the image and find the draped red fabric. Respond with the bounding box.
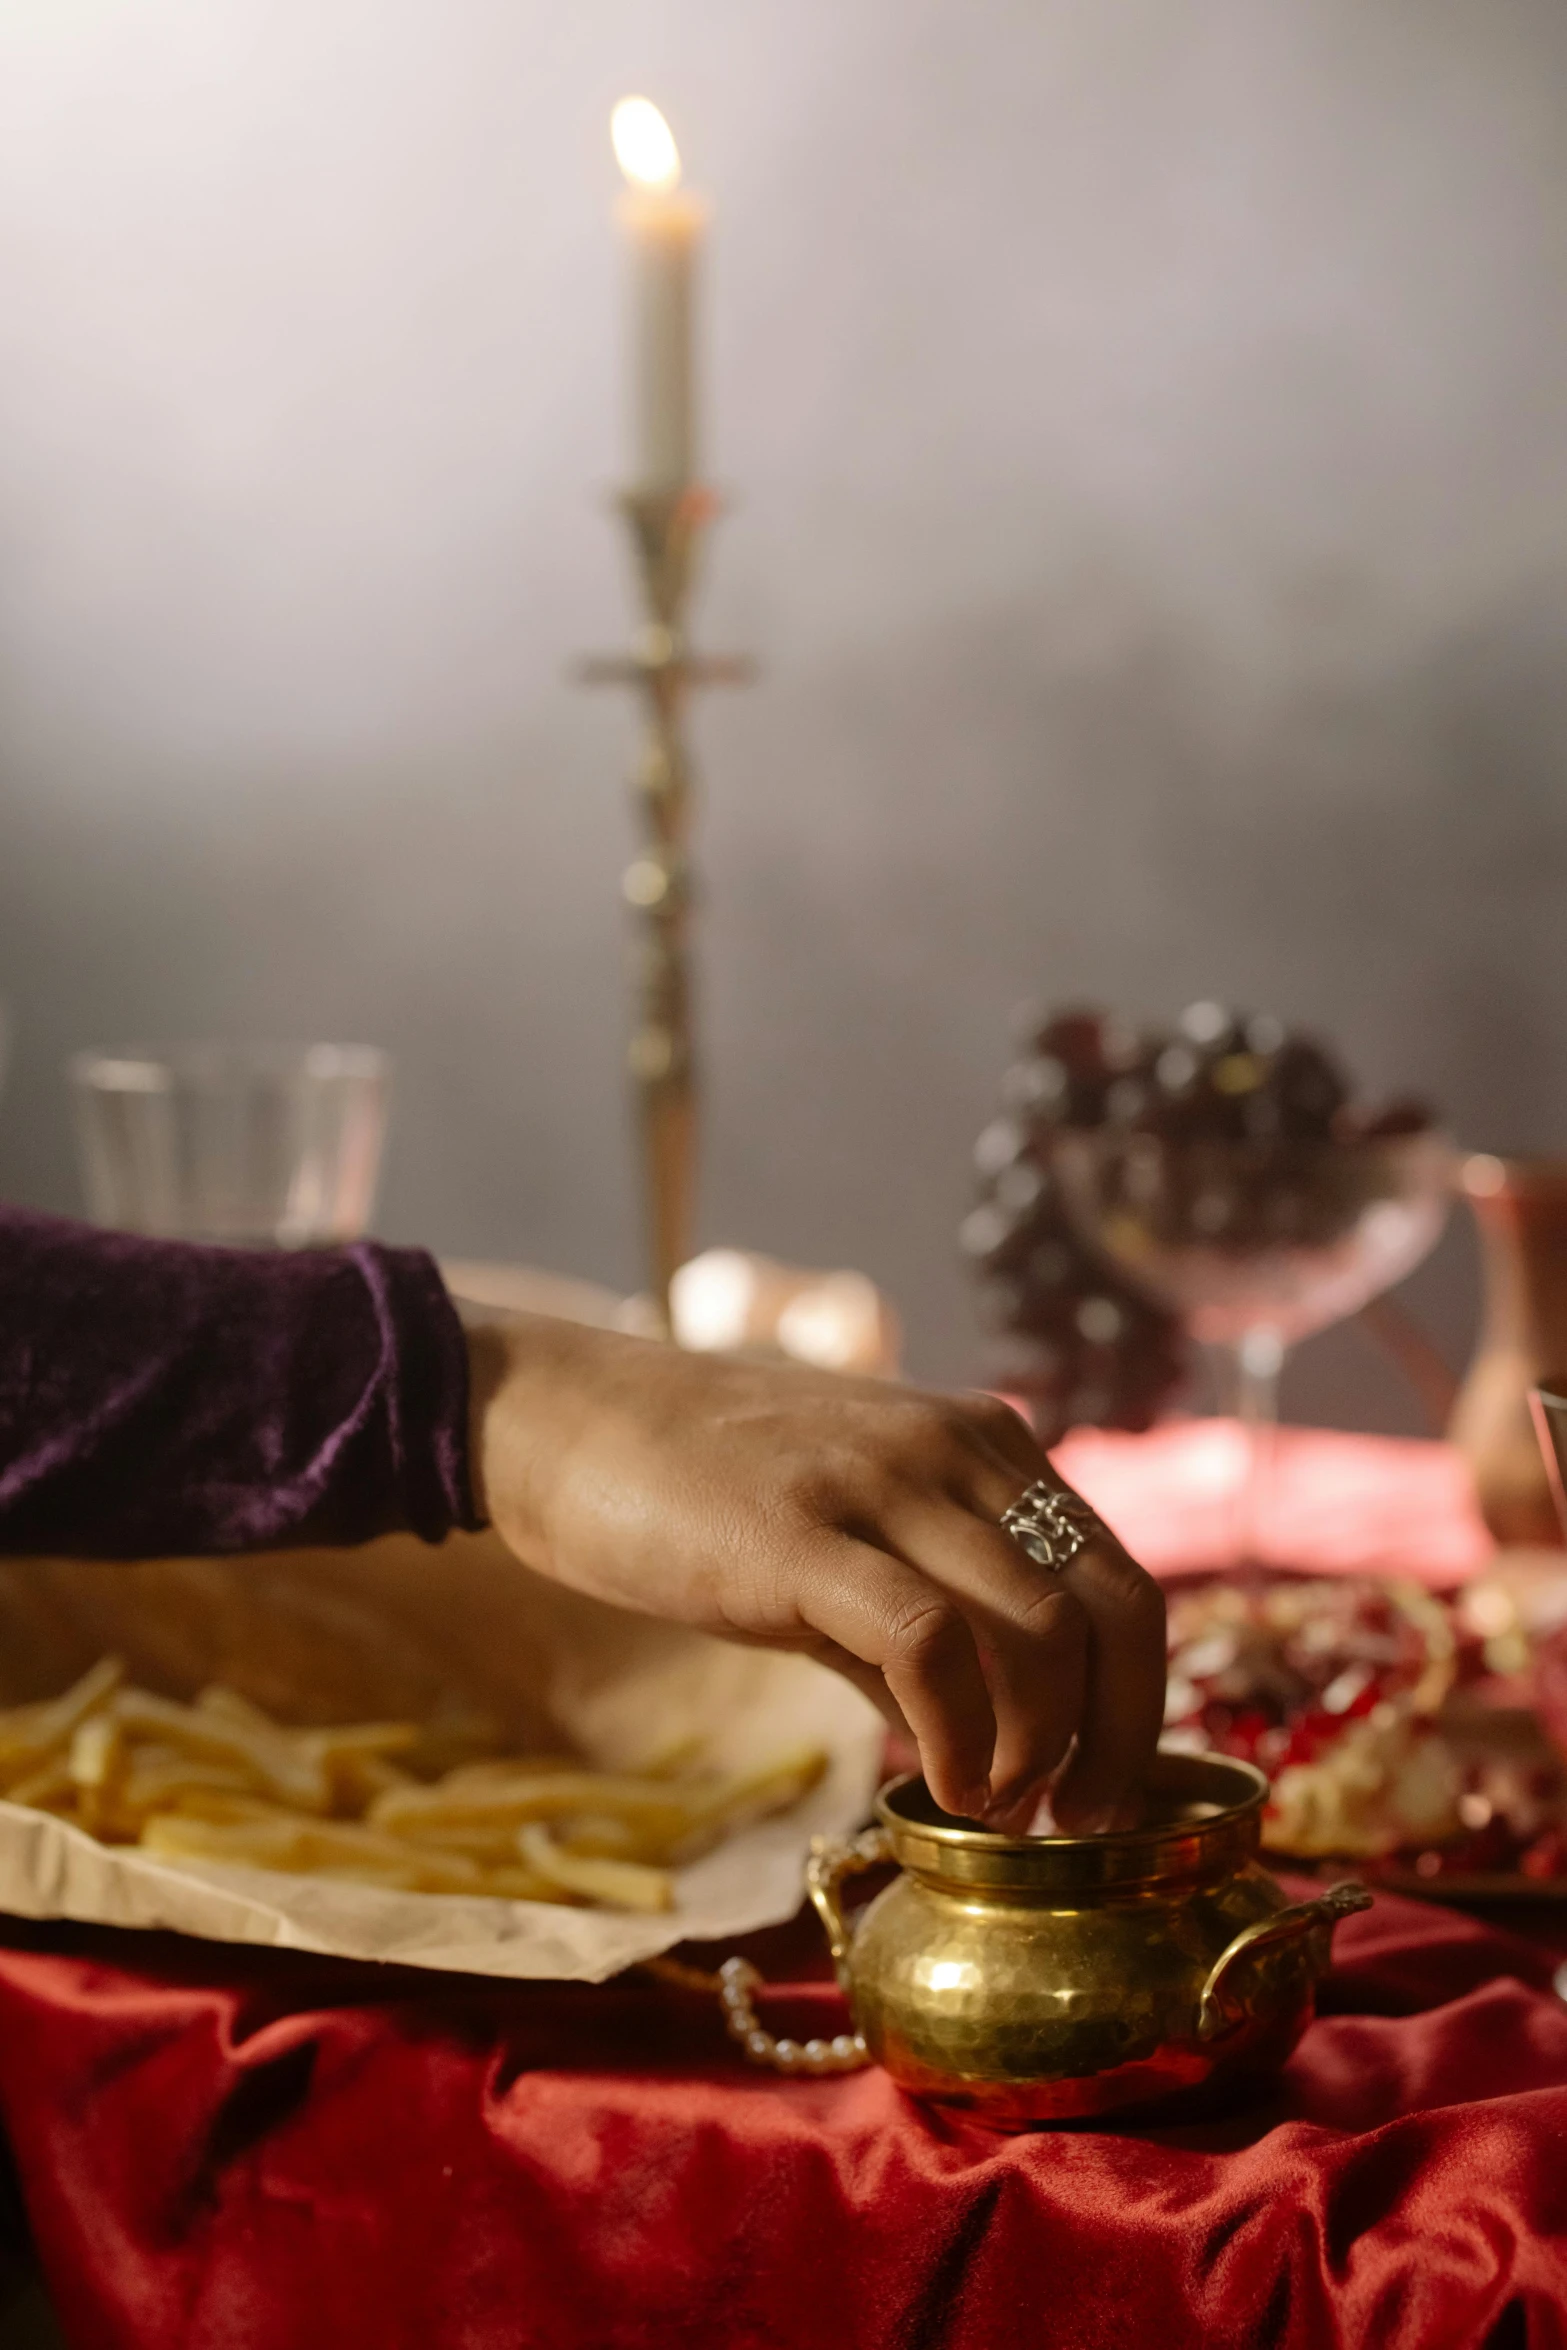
[0,1430,1550,2345]
[2,1888,1566,2350]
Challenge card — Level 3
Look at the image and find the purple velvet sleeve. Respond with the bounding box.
[0,1207,481,1557]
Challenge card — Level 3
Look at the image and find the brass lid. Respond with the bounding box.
[876,1752,1267,1897]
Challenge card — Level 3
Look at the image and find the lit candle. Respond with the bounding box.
[611,96,703,492]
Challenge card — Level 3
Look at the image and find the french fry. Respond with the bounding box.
[302,1725,421,1815]
[67,1713,124,1837]
[120,1740,256,1792]
[196,1687,422,1759]
[478,1862,575,1903]
[0,1657,123,1786]
[112,1688,330,1812]
[437,1757,574,1793]
[517,1823,674,1913]
[141,1809,568,1903]
[368,1771,705,1849]
[68,1712,119,1791]
[157,1787,308,1830]
[305,1723,422,1760]
[555,1813,646,1860]
[195,1686,420,1814]
[114,1749,263,1834]
[195,1685,282,1733]
[356,1817,522,1865]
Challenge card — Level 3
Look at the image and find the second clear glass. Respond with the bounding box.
[69,1042,392,1248]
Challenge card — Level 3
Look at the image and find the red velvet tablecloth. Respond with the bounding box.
[6,1428,1567,2350]
[3,1892,1567,2350]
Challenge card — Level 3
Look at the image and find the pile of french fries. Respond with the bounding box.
[0,1657,827,1914]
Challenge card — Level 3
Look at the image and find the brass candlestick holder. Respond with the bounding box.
[577,486,752,1326]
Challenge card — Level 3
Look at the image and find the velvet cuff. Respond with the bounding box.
[0,1207,479,1556]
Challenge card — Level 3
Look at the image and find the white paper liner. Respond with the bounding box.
[0,1531,884,1982]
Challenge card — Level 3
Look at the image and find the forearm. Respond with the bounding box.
[0,1207,479,1557]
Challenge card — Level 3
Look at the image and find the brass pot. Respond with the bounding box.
[806,1756,1369,2126]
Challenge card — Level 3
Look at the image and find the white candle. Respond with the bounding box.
[611,96,703,492]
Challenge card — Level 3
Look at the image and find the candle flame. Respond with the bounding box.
[611,96,681,193]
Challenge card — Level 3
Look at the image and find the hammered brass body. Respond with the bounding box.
[811,1757,1368,2126]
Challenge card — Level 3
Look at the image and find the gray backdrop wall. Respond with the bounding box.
[2,0,1566,1427]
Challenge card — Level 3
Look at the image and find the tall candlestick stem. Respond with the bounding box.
[576,485,751,1327]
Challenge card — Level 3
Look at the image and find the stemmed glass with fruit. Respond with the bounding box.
[965,1003,1453,1563]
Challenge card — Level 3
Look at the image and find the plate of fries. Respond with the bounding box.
[0,1534,884,1980]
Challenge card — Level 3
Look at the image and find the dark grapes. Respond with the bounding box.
[966,1000,1435,1443]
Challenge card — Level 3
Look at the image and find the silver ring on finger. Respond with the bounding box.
[999,1481,1105,1574]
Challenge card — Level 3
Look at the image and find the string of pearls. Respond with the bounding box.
[717,1955,869,2076]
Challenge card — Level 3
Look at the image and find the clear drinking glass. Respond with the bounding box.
[1062,1129,1454,1561]
[69,1043,392,1248]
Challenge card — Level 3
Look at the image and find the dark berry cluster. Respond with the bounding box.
[964,1001,1434,1440]
[962,1008,1187,1443]
[1101,1004,1434,1256]
[1129,1000,1427,1147]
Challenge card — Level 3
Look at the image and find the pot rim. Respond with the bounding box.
[875,1752,1268,1895]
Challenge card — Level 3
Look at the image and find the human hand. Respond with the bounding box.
[462,1310,1165,1833]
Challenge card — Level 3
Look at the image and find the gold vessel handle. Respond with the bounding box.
[1198,1879,1372,2042]
[807,1826,893,1983]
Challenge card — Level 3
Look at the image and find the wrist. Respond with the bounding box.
[458,1306,550,1555]
[459,1304,605,1570]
